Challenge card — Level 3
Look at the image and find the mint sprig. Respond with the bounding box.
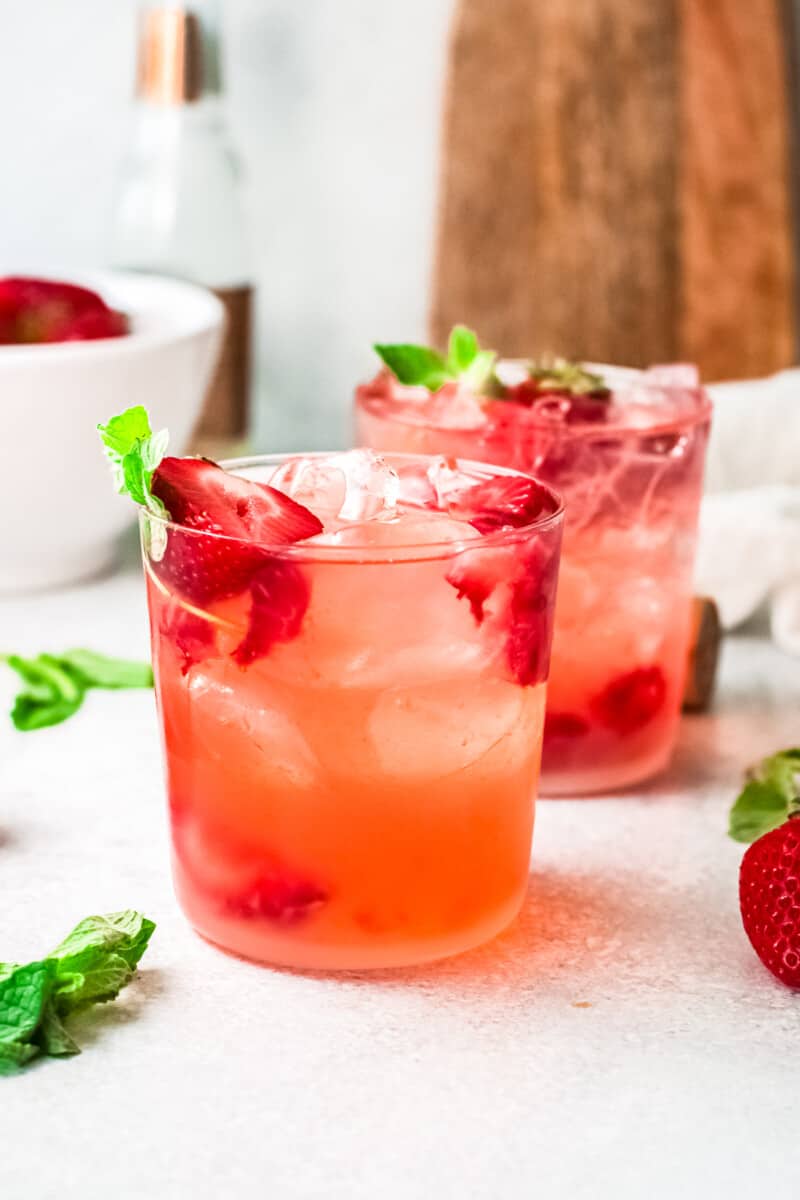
[98,405,169,518]
[374,325,497,392]
[728,748,800,843]
[0,911,155,1074]
[1,649,154,732]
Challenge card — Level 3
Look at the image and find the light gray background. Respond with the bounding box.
[0,0,456,449]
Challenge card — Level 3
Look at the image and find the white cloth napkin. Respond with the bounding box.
[695,368,800,652]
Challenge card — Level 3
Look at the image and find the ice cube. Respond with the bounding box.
[269,457,348,521]
[269,451,400,525]
[427,457,487,508]
[422,382,488,430]
[335,449,400,521]
[184,660,320,791]
[394,461,437,509]
[645,364,700,388]
[367,678,535,781]
[309,513,481,558]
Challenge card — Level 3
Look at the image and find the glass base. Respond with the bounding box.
[182,887,528,972]
[539,743,672,797]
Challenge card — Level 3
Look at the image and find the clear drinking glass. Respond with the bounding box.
[142,452,563,969]
[356,366,712,795]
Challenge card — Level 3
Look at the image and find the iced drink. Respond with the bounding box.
[142,450,563,968]
[356,357,711,794]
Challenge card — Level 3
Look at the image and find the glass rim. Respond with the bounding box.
[139,450,564,564]
[356,361,714,441]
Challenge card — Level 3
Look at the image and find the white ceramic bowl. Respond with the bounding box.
[0,270,224,592]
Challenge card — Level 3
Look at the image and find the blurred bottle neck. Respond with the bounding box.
[136,3,222,106]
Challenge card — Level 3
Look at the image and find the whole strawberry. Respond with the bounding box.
[739,819,800,988]
[729,748,800,988]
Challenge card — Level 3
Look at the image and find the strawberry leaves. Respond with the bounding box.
[729,749,800,844]
[374,325,497,393]
[98,405,169,519]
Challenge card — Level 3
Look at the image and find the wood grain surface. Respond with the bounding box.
[431,0,797,378]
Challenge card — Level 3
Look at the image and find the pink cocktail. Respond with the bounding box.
[356,360,711,794]
[143,450,563,968]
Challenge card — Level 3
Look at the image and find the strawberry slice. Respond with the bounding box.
[590,666,667,735]
[234,559,312,666]
[447,538,561,686]
[505,544,560,686]
[0,276,129,344]
[151,457,323,605]
[448,475,558,535]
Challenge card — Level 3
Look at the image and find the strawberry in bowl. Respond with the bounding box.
[0,276,129,344]
[355,327,713,795]
[0,271,224,592]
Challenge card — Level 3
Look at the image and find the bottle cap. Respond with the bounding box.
[136,7,219,104]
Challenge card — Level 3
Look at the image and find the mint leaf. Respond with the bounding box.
[0,912,155,1073]
[0,961,54,1045]
[97,406,152,458]
[59,650,153,691]
[0,1040,40,1074]
[98,405,169,518]
[2,650,153,732]
[2,654,85,731]
[37,1006,80,1058]
[447,325,479,374]
[375,327,498,393]
[373,343,452,390]
[728,748,800,843]
[51,911,156,1012]
[461,348,498,392]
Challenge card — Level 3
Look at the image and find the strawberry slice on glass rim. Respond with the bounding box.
[97,408,323,667]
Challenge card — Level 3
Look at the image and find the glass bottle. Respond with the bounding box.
[111,1,252,455]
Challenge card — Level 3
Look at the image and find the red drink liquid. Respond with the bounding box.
[143,452,563,968]
[356,365,711,794]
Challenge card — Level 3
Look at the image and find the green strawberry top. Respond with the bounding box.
[373,327,609,403]
[729,748,800,843]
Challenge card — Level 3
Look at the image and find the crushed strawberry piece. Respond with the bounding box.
[506,543,561,686]
[225,871,328,924]
[590,666,667,735]
[160,605,216,674]
[446,557,494,623]
[234,559,311,666]
[449,475,558,535]
[544,712,590,739]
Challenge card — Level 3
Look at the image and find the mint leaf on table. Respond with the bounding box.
[50,911,156,1012]
[58,650,153,691]
[98,405,169,518]
[1,650,153,732]
[728,748,800,843]
[0,912,155,1075]
[374,325,497,392]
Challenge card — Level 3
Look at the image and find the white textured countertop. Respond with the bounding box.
[2,560,799,1200]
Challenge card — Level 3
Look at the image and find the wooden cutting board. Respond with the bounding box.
[430,0,799,379]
